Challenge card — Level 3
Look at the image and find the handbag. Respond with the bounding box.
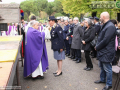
[90,36,98,47]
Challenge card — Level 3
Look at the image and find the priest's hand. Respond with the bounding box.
[60,49,63,52]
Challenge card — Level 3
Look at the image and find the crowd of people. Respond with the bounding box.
[1,11,120,90]
[50,12,120,90]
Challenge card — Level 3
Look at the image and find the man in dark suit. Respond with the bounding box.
[66,18,75,59]
[91,17,101,58]
[63,20,70,56]
[94,12,116,90]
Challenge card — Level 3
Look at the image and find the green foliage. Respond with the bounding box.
[45,2,54,16]
[20,0,68,21]
[54,13,63,17]
[60,0,120,19]
[20,0,37,16]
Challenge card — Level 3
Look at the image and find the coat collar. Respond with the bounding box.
[75,23,79,26]
[52,23,57,28]
[101,20,110,30]
[84,26,92,33]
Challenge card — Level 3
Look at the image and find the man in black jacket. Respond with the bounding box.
[94,12,116,90]
[66,18,75,59]
[91,17,101,58]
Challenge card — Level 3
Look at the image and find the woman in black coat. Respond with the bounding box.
[82,18,95,71]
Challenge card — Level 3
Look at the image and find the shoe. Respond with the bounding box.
[86,67,92,71]
[71,57,75,59]
[76,60,81,63]
[91,56,96,58]
[54,72,62,77]
[73,59,78,61]
[66,54,70,56]
[32,77,38,80]
[53,72,58,74]
[94,80,106,84]
[102,86,112,90]
[83,67,88,70]
[68,56,72,58]
[38,76,44,79]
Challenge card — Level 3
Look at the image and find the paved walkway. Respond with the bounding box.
[18,41,117,90]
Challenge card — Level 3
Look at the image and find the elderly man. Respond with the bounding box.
[24,20,49,79]
[72,17,83,63]
[94,12,116,90]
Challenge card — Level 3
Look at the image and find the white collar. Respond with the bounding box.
[52,23,56,28]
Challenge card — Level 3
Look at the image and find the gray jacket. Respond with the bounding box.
[71,23,83,49]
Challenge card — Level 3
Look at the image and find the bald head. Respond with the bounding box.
[100,12,110,24]
[101,12,110,19]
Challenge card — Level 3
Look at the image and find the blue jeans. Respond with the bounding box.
[99,61,112,86]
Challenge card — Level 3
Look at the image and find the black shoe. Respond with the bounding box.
[54,72,62,77]
[102,86,112,90]
[32,77,38,80]
[91,56,96,58]
[68,56,72,58]
[94,80,106,84]
[86,67,92,71]
[83,67,88,70]
[53,72,58,74]
[71,57,75,59]
[76,60,81,63]
[38,76,44,79]
[73,58,78,61]
[66,54,70,56]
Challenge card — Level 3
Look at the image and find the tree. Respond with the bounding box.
[20,0,37,21]
[34,0,48,16]
[54,13,63,17]
[45,2,54,16]
[60,0,120,20]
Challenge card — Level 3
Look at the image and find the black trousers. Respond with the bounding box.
[91,46,97,57]
[75,49,81,60]
[69,44,75,57]
[71,48,76,57]
[84,50,93,68]
[64,40,70,54]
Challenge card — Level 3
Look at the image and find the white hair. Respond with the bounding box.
[30,20,39,27]
[84,18,92,26]
[73,17,79,21]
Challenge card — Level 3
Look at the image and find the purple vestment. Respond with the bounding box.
[5,25,12,36]
[24,27,49,77]
[38,26,43,32]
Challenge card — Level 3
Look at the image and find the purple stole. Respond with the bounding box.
[6,25,12,36]
[38,26,43,32]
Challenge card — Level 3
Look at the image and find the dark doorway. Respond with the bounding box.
[92,12,97,17]
[117,13,120,22]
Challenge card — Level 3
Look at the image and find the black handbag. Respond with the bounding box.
[90,36,98,47]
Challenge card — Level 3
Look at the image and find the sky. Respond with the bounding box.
[1,0,54,3]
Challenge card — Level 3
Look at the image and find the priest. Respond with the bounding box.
[24,20,49,79]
